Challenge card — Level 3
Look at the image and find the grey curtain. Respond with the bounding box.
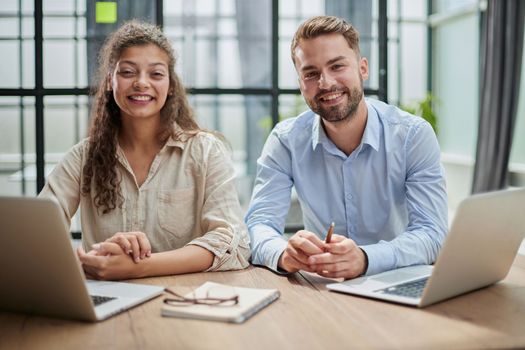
[472,0,525,193]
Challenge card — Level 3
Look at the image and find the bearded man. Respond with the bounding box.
[245,16,448,279]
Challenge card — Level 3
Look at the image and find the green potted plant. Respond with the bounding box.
[401,93,438,134]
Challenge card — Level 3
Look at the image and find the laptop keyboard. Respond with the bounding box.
[91,295,116,306]
[377,277,429,298]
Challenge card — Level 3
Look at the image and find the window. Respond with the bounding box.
[163,0,387,212]
[0,0,388,232]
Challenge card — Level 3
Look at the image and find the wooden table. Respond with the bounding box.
[1,255,525,350]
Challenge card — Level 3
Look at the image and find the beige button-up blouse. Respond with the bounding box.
[39,131,250,271]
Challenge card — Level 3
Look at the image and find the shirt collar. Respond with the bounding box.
[164,124,199,150]
[311,114,324,150]
[362,100,380,152]
[311,100,381,152]
[165,135,186,150]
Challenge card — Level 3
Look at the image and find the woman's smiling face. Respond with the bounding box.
[110,43,171,122]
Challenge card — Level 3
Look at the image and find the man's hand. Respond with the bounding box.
[77,242,142,280]
[278,230,325,273]
[307,234,367,279]
[104,231,151,263]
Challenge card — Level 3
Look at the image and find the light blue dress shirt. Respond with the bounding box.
[245,98,448,276]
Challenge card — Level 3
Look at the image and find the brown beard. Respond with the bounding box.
[307,75,364,123]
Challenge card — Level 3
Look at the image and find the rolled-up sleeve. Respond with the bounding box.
[187,136,251,271]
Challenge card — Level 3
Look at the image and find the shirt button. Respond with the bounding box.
[346,193,353,199]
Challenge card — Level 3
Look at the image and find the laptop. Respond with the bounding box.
[327,188,525,307]
[0,196,164,321]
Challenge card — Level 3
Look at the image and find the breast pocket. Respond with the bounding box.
[157,188,196,238]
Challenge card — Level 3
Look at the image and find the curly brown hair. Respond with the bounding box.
[82,20,199,214]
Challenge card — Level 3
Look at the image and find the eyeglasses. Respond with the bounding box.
[163,286,239,307]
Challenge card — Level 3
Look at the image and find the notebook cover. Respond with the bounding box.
[161,281,280,323]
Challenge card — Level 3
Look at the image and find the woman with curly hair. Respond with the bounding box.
[39,21,250,280]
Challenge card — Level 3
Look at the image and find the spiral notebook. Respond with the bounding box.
[161,282,280,323]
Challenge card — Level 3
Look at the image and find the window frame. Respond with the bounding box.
[0,0,388,195]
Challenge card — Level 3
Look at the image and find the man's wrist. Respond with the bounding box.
[277,252,288,272]
[276,251,293,274]
[359,248,369,276]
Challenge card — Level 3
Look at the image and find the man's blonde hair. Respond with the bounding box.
[291,16,360,64]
